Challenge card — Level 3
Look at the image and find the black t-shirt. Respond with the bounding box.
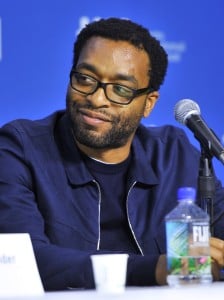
[83,154,139,254]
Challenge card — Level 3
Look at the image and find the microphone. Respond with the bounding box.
[174,99,224,164]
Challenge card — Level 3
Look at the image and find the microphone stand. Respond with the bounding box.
[197,146,215,236]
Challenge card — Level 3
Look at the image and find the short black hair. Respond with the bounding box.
[73,17,168,91]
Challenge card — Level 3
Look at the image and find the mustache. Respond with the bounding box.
[73,103,114,119]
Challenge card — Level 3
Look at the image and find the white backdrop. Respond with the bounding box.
[0,0,224,183]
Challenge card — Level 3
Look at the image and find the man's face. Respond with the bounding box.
[66,37,158,149]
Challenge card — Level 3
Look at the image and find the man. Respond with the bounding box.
[0,17,224,290]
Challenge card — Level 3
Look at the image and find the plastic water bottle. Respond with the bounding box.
[165,187,212,286]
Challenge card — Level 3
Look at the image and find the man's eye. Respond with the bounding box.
[113,85,133,97]
[76,74,95,85]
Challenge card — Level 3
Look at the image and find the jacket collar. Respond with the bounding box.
[129,136,159,186]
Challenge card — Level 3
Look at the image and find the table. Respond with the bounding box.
[2,282,224,300]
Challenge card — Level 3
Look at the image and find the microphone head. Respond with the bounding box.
[174,99,201,125]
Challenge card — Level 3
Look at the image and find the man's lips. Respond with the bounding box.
[78,108,111,125]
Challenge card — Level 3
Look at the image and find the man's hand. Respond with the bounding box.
[155,254,167,285]
[210,237,224,281]
[156,237,224,285]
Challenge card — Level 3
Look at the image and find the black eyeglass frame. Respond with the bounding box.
[69,71,153,105]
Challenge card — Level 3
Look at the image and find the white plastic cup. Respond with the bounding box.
[90,253,129,294]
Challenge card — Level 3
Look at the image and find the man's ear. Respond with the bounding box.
[143,91,159,118]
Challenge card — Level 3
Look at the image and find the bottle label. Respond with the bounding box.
[166,221,211,277]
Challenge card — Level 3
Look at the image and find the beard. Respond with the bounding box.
[66,95,143,149]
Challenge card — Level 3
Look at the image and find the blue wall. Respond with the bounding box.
[0,0,224,183]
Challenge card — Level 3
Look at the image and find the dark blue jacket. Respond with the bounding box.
[0,111,224,290]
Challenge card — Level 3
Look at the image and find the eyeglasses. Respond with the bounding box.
[69,71,153,105]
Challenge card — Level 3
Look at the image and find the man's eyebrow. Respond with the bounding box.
[113,73,138,85]
[75,63,97,73]
[76,63,138,85]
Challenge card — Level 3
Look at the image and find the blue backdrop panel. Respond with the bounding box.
[0,0,224,183]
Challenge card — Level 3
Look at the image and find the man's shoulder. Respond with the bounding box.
[134,123,199,165]
[136,123,189,142]
[1,110,65,137]
[135,123,198,156]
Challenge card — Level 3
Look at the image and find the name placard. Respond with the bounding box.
[0,233,44,297]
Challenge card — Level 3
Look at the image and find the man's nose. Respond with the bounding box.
[87,85,109,106]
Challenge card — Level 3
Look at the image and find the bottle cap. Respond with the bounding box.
[177,187,196,201]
